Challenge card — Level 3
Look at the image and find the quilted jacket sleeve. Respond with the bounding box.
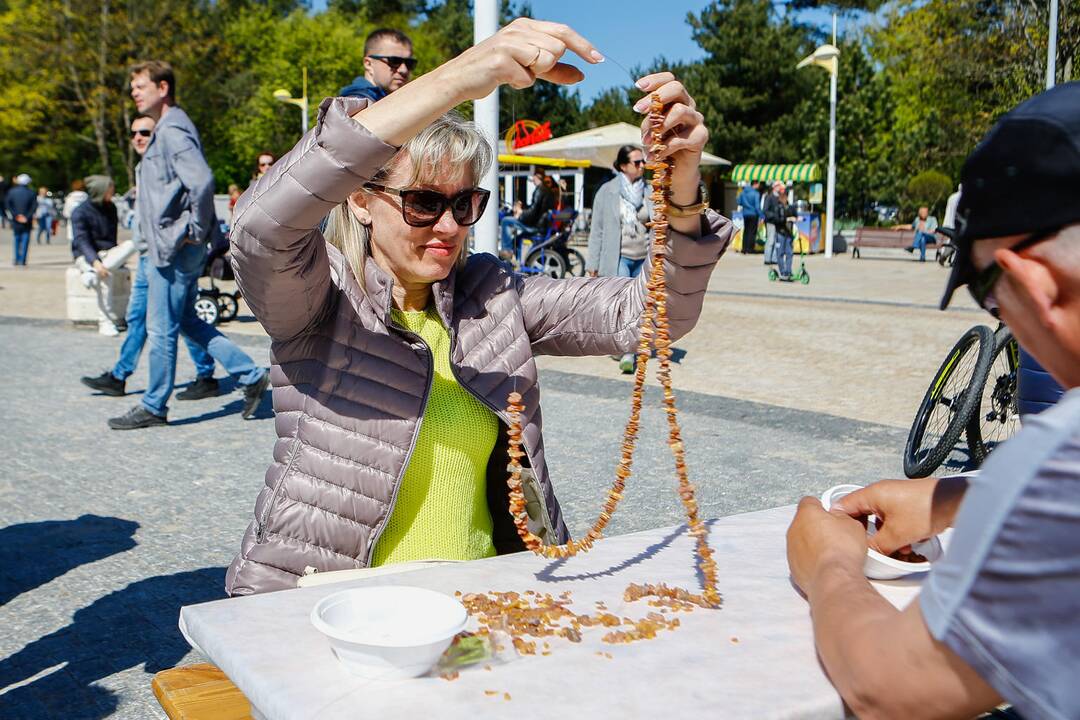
[229,97,398,342]
[520,211,731,356]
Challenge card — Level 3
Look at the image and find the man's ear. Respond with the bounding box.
[996,248,1059,328]
[347,190,372,226]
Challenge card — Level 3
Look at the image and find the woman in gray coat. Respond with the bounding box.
[225,18,730,595]
[586,144,654,373]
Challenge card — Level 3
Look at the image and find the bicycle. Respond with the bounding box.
[903,323,1019,478]
[506,208,584,279]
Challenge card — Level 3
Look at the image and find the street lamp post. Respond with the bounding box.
[274,66,309,135]
[472,0,499,256]
[797,19,840,259]
[1047,0,1060,89]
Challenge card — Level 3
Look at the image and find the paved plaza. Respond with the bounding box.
[0,233,984,717]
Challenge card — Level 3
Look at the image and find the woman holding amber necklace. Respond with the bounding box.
[225,18,730,596]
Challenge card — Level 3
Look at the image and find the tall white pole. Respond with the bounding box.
[824,13,838,258]
[1047,0,1059,89]
[473,0,500,255]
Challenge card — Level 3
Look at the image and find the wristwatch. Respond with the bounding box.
[666,181,709,217]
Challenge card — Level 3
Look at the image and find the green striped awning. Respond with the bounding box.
[730,163,821,183]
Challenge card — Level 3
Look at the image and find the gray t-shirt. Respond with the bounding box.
[920,387,1080,720]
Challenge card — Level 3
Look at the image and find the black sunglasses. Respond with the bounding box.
[130,129,152,138]
[363,183,490,228]
[368,55,416,72]
[968,227,1058,314]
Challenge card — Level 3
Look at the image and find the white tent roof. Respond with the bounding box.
[514,122,730,168]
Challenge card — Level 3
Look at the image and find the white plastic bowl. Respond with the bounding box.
[820,484,944,581]
[311,586,468,679]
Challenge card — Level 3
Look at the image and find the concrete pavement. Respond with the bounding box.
[0,231,986,718]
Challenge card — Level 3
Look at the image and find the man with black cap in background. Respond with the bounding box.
[785,81,1080,719]
[71,175,125,336]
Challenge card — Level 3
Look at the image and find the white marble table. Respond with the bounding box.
[179,506,924,719]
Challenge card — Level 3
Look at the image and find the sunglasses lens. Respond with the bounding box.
[451,191,488,226]
[397,57,417,71]
[402,191,444,225]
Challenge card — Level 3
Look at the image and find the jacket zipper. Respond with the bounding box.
[364,317,434,566]
[256,435,303,542]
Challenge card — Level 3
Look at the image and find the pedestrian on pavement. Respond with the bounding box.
[339,28,414,102]
[253,152,275,183]
[762,180,784,265]
[107,60,268,430]
[34,187,55,245]
[70,175,127,335]
[63,179,89,244]
[499,168,556,260]
[900,205,938,261]
[585,144,653,374]
[737,181,760,254]
[0,175,9,229]
[5,173,37,267]
[769,184,797,281]
[223,19,730,595]
[81,114,218,398]
[786,80,1080,720]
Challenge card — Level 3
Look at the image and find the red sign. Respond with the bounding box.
[508,120,553,151]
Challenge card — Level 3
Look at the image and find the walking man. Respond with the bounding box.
[339,28,414,101]
[5,174,36,266]
[108,60,268,430]
[81,114,217,397]
[737,181,760,254]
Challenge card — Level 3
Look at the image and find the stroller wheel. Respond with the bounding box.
[194,296,220,326]
[218,294,239,322]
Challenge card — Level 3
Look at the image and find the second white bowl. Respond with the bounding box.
[820,484,943,581]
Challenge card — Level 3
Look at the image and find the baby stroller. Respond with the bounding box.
[194,222,242,326]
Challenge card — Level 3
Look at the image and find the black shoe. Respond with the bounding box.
[904,246,914,254]
[240,372,270,419]
[176,376,220,401]
[81,370,125,396]
[108,405,166,430]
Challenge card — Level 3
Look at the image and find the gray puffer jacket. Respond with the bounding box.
[225,96,731,596]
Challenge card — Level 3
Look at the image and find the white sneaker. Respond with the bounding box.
[98,322,120,337]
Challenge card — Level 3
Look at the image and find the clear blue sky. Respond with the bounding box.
[309,1,849,102]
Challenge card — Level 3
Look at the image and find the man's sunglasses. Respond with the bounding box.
[968,227,1058,314]
[630,159,646,167]
[363,183,490,228]
[130,129,152,138]
[368,55,416,72]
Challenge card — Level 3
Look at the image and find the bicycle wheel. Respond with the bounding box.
[564,249,586,277]
[904,325,994,478]
[966,326,1020,465]
[524,248,567,278]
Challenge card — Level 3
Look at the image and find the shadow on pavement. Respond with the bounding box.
[0,515,139,606]
[0,567,227,719]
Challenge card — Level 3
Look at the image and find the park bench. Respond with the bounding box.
[851,227,925,258]
[152,663,251,719]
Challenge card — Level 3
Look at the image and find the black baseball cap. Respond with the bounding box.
[940,81,1080,310]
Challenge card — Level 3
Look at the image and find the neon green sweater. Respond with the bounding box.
[371,305,499,566]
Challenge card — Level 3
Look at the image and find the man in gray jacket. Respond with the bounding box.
[108,60,268,430]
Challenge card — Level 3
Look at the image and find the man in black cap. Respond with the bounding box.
[785,82,1080,719]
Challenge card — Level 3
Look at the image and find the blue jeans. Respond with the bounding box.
[112,255,215,382]
[12,228,30,265]
[36,216,52,244]
[912,231,934,261]
[618,255,645,278]
[777,233,794,277]
[499,217,535,254]
[143,242,264,417]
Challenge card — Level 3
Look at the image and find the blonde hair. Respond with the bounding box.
[325,110,493,292]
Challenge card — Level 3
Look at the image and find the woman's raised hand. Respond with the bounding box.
[634,72,709,171]
[444,18,604,101]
